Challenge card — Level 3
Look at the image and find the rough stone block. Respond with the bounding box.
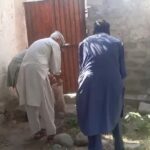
[54,133,74,147]
[64,93,76,104]
[125,143,141,149]
[139,102,150,113]
[52,144,62,150]
[65,104,77,116]
[125,94,148,102]
[75,132,88,146]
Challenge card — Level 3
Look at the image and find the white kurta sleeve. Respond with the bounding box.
[49,44,61,75]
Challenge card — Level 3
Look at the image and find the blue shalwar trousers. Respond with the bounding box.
[88,123,124,150]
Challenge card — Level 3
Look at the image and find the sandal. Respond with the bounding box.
[40,128,46,135]
[33,128,46,140]
[46,134,55,143]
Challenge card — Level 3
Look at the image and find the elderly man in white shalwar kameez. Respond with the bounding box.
[16,31,65,141]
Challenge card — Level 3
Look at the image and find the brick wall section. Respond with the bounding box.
[86,0,150,96]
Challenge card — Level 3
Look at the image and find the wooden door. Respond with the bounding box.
[24,0,86,93]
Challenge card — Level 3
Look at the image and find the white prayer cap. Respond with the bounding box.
[50,31,65,45]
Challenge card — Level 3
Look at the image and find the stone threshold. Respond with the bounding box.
[64,93,150,104]
[125,94,150,103]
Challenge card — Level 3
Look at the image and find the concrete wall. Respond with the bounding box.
[87,0,150,96]
[0,0,27,102]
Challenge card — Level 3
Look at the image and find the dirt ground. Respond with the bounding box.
[0,121,52,150]
[0,103,150,150]
[0,115,113,150]
[0,121,113,150]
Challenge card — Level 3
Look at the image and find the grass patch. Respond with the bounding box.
[123,112,150,140]
[122,110,150,149]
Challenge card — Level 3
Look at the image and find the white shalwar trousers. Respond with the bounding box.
[26,97,56,135]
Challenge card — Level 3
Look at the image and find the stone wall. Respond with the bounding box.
[0,0,150,103]
[0,0,27,102]
[86,0,150,97]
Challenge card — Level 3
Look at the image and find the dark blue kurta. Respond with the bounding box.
[76,33,126,136]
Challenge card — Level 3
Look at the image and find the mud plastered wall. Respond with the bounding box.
[0,0,27,102]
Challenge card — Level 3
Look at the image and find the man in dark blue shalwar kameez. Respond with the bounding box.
[77,20,126,150]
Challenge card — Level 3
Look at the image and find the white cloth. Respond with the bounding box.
[17,37,61,106]
[26,92,56,135]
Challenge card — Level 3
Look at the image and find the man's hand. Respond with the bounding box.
[49,74,57,85]
[48,74,63,86]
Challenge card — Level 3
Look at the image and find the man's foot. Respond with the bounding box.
[33,128,46,140]
[40,128,46,135]
[46,134,55,143]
